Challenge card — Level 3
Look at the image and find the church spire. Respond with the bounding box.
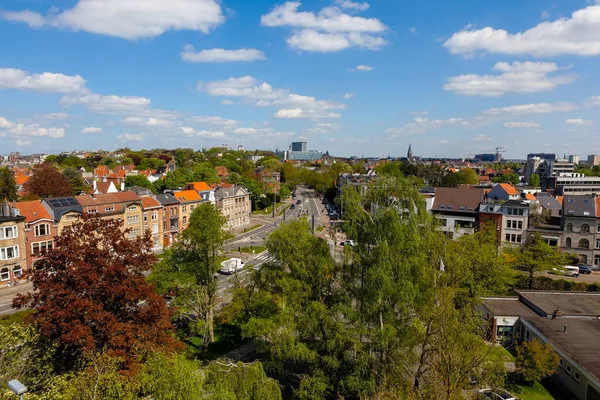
[407,144,413,160]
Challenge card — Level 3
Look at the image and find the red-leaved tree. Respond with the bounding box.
[14,215,180,372]
[24,162,73,198]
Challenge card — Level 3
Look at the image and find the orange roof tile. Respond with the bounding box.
[189,182,212,192]
[173,190,202,203]
[525,193,536,201]
[556,196,564,205]
[141,197,161,209]
[215,166,229,177]
[15,175,30,185]
[498,183,519,196]
[14,200,52,222]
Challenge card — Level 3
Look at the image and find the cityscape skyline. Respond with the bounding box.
[1,0,600,158]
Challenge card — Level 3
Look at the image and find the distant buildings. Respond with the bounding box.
[588,155,600,167]
[276,141,323,162]
[291,142,307,152]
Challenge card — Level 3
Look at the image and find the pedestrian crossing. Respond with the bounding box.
[251,251,274,268]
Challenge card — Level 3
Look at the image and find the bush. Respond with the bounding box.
[515,339,559,383]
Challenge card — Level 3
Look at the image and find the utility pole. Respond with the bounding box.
[272,190,276,219]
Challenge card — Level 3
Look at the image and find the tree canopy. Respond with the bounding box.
[24,162,73,198]
[0,166,18,201]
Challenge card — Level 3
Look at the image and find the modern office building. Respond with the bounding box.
[588,155,600,167]
[291,142,307,152]
[569,155,580,164]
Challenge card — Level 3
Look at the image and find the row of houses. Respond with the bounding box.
[0,182,251,286]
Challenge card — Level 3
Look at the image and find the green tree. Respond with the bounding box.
[529,173,541,188]
[456,167,479,185]
[124,174,156,193]
[62,167,89,195]
[515,339,560,384]
[164,168,193,189]
[203,360,282,400]
[138,157,166,171]
[193,162,220,185]
[279,184,291,199]
[0,166,18,201]
[151,204,231,349]
[506,233,566,289]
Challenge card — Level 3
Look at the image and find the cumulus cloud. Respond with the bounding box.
[0,116,65,139]
[121,116,173,127]
[0,68,86,93]
[187,116,239,127]
[117,133,144,142]
[504,122,541,128]
[220,100,234,106]
[201,75,346,119]
[349,64,374,72]
[585,96,600,107]
[473,134,493,141]
[81,126,103,134]
[1,0,225,40]
[335,0,369,11]
[261,2,387,52]
[444,5,600,57]
[16,139,32,146]
[444,61,576,96]
[61,93,176,119]
[343,93,354,99]
[181,46,266,63]
[42,112,69,120]
[566,118,594,126]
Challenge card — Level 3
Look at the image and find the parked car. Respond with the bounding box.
[550,266,579,277]
[339,240,356,247]
[578,265,593,274]
[330,213,339,221]
[478,389,519,400]
[220,258,245,275]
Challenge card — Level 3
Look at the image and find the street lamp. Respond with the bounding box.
[8,379,28,400]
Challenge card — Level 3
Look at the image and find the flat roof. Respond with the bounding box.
[482,298,539,318]
[517,291,600,317]
[524,316,600,382]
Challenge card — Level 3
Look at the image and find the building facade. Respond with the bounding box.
[0,202,27,286]
[141,196,164,253]
[14,201,58,271]
[173,190,204,231]
[215,185,251,229]
[561,195,598,266]
[156,193,180,247]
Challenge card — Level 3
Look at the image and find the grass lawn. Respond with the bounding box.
[487,344,515,363]
[316,226,325,233]
[252,202,283,216]
[243,224,262,232]
[0,309,35,326]
[238,245,266,254]
[510,381,556,400]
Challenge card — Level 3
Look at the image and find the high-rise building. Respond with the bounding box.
[568,155,580,164]
[588,155,600,167]
[291,142,307,152]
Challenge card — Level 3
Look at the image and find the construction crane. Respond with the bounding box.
[495,146,506,162]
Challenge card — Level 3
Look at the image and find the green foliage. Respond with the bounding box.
[506,233,566,289]
[0,166,18,201]
[193,162,220,184]
[279,183,291,198]
[138,157,165,170]
[62,167,88,195]
[139,353,207,400]
[529,173,541,188]
[456,167,479,185]
[493,173,520,185]
[203,360,282,400]
[124,174,156,193]
[164,168,193,189]
[515,339,560,383]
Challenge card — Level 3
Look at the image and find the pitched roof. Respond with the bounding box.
[141,196,161,209]
[75,191,140,207]
[173,190,202,203]
[535,192,562,211]
[15,175,30,186]
[525,192,536,201]
[94,181,114,194]
[156,193,180,206]
[214,185,250,199]
[14,200,52,222]
[498,183,519,196]
[215,166,229,177]
[432,187,487,213]
[188,182,212,192]
[563,195,596,218]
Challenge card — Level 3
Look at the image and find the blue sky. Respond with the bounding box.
[1,0,600,158]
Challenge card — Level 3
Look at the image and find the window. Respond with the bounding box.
[581,224,590,233]
[13,265,22,278]
[573,370,580,382]
[526,330,530,340]
[0,268,8,281]
[506,220,511,229]
[32,241,53,255]
[127,215,139,225]
[579,239,590,249]
[128,206,137,211]
[566,223,573,231]
[128,229,140,238]
[34,224,49,236]
[152,211,158,221]
[105,206,115,212]
[0,245,19,260]
[152,223,159,234]
[440,219,448,227]
[566,237,572,248]
[505,233,511,242]
[580,254,589,264]
[559,359,564,368]
[566,364,572,375]
[0,226,18,240]
[143,213,148,223]
[183,216,187,225]
[182,205,187,213]
[190,205,195,212]
[547,238,558,247]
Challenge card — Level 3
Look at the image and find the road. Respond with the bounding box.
[216,251,274,295]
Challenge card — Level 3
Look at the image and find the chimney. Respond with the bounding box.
[563,324,568,334]
[121,181,125,191]
[93,180,97,192]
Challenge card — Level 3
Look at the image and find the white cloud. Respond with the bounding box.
[121,116,173,127]
[274,108,342,119]
[201,75,345,119]
[43,112,69,120]
[386,117,470,135]
[484,102,576,115]
[261,2,387,52]
[233,127,258,135]
[1,10,46,28]
[187,116,239,127]
[409,26,417,33]
[0,117,14,129]
[343,93,354,99]
[10,124,65,138]
[584,96,600,107]
[540,10,550,20]
[220,100,234,106]
[16,139,32,146]
[181,127,226,138]
[566,118,594,126]
[81,126,103,134]
[335,0,369,11]
[444,5,600,57]
[350,64,374,72]
[0,68,86,93]
[61,93,176,119]
[2,0,225,40]
[473,134,493,141]
[504,122,541,128]
[117,133,144,142]
[444,61,576,96]
[181,46,266,63]
[437,139,449,144]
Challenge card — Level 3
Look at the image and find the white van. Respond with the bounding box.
[220,258,245,275]
[563,266,580,277]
